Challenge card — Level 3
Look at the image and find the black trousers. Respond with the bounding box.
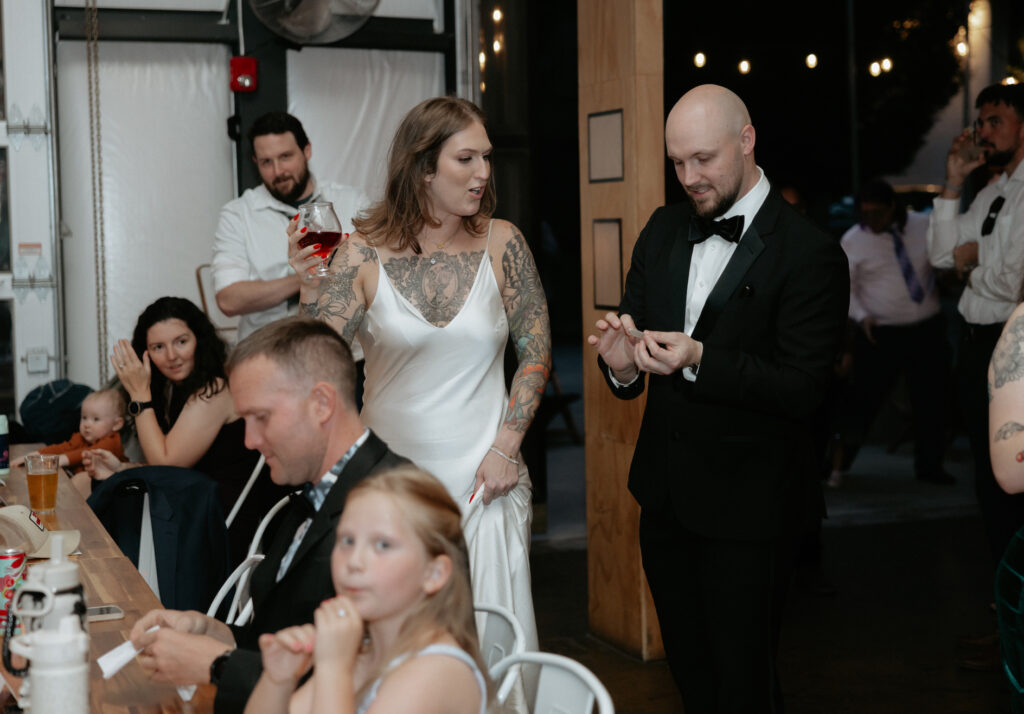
[640,507,781,714]
[841,314,949,477]
[958,318,1024,565]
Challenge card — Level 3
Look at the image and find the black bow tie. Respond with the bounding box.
[691,214,745,244]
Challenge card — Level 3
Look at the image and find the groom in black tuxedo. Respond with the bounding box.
[590,85,848,713]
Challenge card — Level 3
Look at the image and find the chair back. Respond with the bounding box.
[474,603,526,703]
[489,651,615,714]
[207,554,265,625]
[195,263,239,344]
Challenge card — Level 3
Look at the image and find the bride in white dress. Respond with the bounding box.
[288,97,550,699]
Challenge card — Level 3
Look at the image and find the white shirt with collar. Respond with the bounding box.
[611,167,771,386]
[841,210,940,326]
[927,159,1024,325]
[211,176,370,340]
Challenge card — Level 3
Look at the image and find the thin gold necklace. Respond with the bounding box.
[427,234,457,265]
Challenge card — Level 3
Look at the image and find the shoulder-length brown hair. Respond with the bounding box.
[353,96,497,254]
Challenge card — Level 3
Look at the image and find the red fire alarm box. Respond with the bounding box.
[230,56,258,93]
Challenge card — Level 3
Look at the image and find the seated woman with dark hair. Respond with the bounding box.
[86,296,289,564]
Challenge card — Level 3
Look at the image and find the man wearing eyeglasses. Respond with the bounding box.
[927,83,1024,601]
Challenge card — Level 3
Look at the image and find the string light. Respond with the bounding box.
[806,53,818,69]
[956,41,968,57]
[478,51,486,70]
[881,57,893,72]
[869,61,881,77]
[738,59,750,74]
[492,8,502,22]
[1005,77,1020,85]
[480,81,486,92]
[694,52,706,68]
[493,39,502,54]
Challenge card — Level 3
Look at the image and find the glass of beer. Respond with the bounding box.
[25,454,59,514]
[297,202,345,277]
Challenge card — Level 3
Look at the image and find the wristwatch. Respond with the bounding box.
[128,400,154,416]
[209,649,234,686]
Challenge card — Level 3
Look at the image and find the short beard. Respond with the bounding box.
[267,165,311,205]
[986,148,1014,169]
[688,177,742,219]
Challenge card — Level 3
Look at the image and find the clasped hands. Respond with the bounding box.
[586,312,702,378]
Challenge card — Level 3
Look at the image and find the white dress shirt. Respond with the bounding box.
[679,167,771,381]
[927,160,1024,325]
[211,177,369,340]
[611,167,771,386]
[841,211,940,326]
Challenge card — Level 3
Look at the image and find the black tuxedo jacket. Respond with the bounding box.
[214,431,407,713]
[601,190,849,541]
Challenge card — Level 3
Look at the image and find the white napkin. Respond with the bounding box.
[96,625,197,701]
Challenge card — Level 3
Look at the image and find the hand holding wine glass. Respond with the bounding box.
[296,202,345,278]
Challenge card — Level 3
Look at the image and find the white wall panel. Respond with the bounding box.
[287,47,443,203]
[57,41,233,387]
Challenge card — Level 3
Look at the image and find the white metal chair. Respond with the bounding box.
[195,263,239,345]
[474,603,526,703]
[206,554,264,625]
[489,651,615,714]
[209,493,293,625]
[247,494,292,558]
[225,454,267,529]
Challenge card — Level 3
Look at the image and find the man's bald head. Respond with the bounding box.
[666,85,759,218]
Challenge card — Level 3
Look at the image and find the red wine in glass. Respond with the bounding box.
[299,231,342,261]
[297,202,344,277]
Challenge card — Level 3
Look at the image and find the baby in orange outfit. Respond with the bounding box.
[14,389,126,470]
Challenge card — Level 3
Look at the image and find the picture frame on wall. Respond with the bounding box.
[593,218,623,310]
[587,109,624,183]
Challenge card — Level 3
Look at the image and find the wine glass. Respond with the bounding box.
[297,202,345,278]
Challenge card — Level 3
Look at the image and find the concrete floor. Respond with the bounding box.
[531,345,1012,712]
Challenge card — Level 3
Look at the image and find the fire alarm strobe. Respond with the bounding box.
[230,56,258,93]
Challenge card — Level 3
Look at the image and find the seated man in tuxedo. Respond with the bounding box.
[127,317,406,714]
[589,84,849,713]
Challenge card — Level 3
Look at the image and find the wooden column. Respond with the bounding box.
[579,0,664,658]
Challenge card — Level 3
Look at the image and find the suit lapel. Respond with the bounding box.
[691,191,780,341]
[669,223,694,330]
[283,432,388,575]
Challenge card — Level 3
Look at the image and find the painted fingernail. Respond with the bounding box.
[313,244,321,251]
[300,227,307,234]
[293,213,299,221]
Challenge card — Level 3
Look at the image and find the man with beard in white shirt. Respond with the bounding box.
[212,112,368,342]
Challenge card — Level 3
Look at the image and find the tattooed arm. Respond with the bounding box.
[989,303,1024,493]
[287,220,376,347]
[473,221,552,505]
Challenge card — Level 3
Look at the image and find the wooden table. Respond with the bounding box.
[0,445,216,712]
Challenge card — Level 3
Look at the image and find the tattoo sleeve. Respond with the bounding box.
[500,228,552,434]
[304,241,376,345]
[991,315,1024,389]
[996,422,1024,442]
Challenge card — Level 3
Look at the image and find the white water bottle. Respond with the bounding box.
[9,614,90,714]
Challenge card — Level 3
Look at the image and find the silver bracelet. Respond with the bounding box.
[488,446,520,465]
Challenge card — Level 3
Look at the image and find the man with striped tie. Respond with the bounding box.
[838,179,951,487]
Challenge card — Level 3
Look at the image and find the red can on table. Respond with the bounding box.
[0,547,26,629]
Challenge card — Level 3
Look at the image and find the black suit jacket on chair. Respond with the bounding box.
[601,191,849,541]
[214,431,407,713]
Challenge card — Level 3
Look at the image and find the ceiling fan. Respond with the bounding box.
[249,0,381,45]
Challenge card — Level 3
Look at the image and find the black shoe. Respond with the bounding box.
[916,471,956,485]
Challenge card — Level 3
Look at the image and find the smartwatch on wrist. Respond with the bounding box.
[128,400,154,416]
[209,649,234,686]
